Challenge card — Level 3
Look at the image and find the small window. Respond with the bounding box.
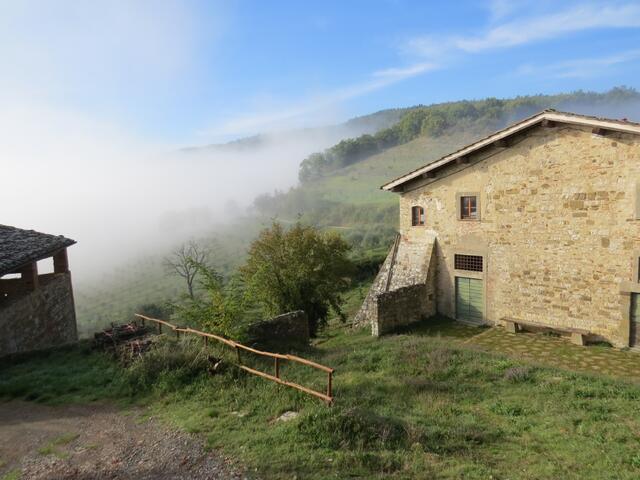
[411,206,425,226]
[460,196,478,220]
[455,254,483,272]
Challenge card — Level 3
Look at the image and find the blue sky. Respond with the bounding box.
[3,0,640,145]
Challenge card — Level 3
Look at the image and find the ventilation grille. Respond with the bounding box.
[454,254,483,272]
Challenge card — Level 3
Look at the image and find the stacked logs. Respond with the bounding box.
[94,321,150,351]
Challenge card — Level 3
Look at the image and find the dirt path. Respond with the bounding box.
[0,401,247,480]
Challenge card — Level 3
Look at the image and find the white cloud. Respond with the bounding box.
[408,3,640,58]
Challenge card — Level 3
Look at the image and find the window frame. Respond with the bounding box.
[455,192,481,221]
[411,205,425,226]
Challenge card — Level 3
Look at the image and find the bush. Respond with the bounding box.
[125,337,209,392]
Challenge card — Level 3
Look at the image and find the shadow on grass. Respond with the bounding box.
[393,315,488,341]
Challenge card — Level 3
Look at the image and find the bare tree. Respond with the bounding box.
[164,240,209,299]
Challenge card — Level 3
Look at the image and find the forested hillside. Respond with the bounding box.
[76,87,640,334]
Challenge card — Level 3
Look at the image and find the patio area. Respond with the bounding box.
[407,317,640,382]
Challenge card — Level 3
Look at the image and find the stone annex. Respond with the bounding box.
[356,110,640,348]
[0,225,78,357]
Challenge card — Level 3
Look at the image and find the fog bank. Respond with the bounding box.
[0,102,368,284]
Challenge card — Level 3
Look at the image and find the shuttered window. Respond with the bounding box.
[456,277,484,323]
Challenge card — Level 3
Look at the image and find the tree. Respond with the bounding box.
[172,262,245,337]
[241,222,353,336]
[164,240,209,299]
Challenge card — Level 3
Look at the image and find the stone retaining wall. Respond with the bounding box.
[0,272,78,357]
[247,310,309,350]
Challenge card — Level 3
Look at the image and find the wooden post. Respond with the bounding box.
[235,346,241,364]
[18,262,39,291]
[176,329,180,339]
[274,357,280,379]
[327,372,333,401]
[53,248,69,273]
[204,336,208,348]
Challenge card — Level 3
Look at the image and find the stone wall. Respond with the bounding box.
[398,124,640,346]
[374,282,436,336]
[356,232,437,336]
[0,272,78,357]
[247,310,309,350]
[353,235,398,328]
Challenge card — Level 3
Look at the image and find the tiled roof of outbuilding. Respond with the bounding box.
[0,225,76,276]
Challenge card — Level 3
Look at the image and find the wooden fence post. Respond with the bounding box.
[274,357,280,379]
[327,371,333,402]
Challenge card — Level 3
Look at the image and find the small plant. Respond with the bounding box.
[503,366,533,383]
[490,401,525,417]
[427,347,454,371]
[37,432,78,458]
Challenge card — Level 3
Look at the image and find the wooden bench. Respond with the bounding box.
[502,318,590,346]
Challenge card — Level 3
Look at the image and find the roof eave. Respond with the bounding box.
[381,111,640,192]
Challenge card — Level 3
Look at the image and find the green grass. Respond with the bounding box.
[0,343,128,404]
[0,469,20,480]
[3,312,640,479]
[37,433,79,459]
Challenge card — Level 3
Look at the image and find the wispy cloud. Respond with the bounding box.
[516,49,640,79]
[408,3,640,58]
[200,62,439,139]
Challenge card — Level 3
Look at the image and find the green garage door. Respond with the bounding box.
[456,277,484,324]
[631,294,640,347]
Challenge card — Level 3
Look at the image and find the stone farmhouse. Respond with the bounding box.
[0,225,78,357]
[356,110,640,348]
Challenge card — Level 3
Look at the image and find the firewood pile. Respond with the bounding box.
[117,337,155,364]
[93,321,150,350]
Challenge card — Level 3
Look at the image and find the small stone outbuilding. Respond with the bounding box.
[0,225,78,357]
[357,110,640,348]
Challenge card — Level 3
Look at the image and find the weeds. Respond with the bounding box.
[503,366,533,383]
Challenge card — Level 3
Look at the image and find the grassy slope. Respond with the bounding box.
[304,131,480,207]
[3,300,640,479]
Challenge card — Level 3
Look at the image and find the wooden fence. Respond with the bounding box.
[134,314,334,404]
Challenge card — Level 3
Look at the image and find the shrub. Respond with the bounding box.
[298,407,407,450]
[125,337,209,392]
[242,222,354,336]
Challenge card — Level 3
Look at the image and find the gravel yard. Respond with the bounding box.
[0,401,247,480]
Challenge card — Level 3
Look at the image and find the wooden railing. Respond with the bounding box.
[134,314,334,404]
